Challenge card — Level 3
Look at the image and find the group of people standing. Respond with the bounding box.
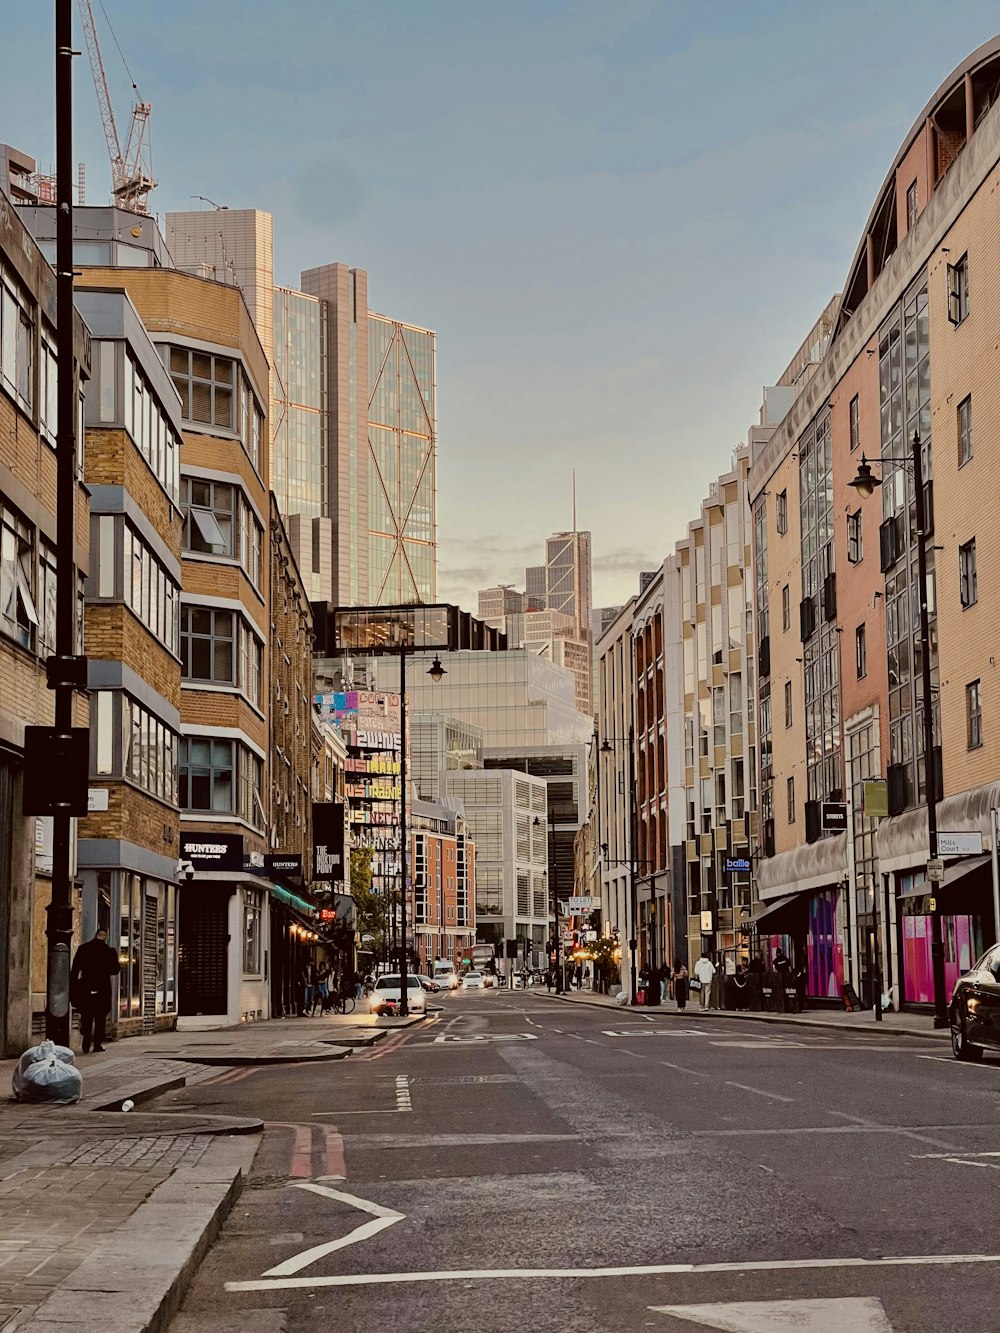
[638,947,801,1012]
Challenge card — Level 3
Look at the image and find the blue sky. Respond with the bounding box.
[3,2,999,610]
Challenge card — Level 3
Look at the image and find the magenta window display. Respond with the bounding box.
[806,888,844,999]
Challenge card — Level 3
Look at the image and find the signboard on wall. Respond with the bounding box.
[179,832,244,872]
[700,910,714,933]
[265,853,303,878]
[938,831,984,857]
[312,801,345,881]
[821,802,848,833]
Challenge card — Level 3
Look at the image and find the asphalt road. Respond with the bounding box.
[159,990,1000,1333]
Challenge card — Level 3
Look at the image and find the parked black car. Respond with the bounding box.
[950,945,1000,1060]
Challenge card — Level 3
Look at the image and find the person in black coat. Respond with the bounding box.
[70,928,121,1053]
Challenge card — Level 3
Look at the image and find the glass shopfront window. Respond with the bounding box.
[118,873,143,1018]
[156,883,177,1014]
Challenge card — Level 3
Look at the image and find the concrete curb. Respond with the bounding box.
[18,1134,260,1333]
[537,990,949,1042]
[154,1045,353,1066]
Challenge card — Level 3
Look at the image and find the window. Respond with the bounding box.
[0,505,38,649]
[856,624,867,679]
[847,509,863,564]
[787,775,795,824]
[168,347,235,429]
[849,394,860,452]
[947,253,969,325]
[180,737,234,812]
[122,525,180,656]
[959,538,977,608]
[906,180,918,231]
[40,330,57,443]
[784,680,793,728]
[0,267,34,413]
[181,477,234,556]
[776,489,788,535]
[781,584,790,632]
[967,680,983,749]
[243,891,262,974]
[958,395,972,467]
[239,621,262,707]
[181,606,234,683]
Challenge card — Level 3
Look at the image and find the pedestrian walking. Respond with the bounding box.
[574,962,583,990]
[300,963,315,1016]
[316,962,331,1011]
[694,951,716,1010]
[70,927,120,1053]
[672,959,688,1010]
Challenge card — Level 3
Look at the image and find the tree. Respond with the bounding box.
[350,848,387,958]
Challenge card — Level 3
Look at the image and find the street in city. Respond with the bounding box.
[158,991,1000,1333]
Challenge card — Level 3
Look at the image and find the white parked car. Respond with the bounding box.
[463,970,485,990]
[369,974,427,1016]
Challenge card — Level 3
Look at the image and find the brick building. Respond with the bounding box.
[0,191,90,1055]
[410,796,476,973]
[74,287,183,1037]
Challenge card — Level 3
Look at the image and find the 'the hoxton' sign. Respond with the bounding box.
[312,801,345,881]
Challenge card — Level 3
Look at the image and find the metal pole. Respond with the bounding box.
[46,0,78,1047]
[398,649,409,1016]
[844,765,858,992]
[628,722,638,1005]
[912,432,946,1029]
[991,808,1000,950]
[551,806,563,993]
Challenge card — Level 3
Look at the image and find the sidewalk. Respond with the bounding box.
[537,986,951,1041]
[0,1008,421,1331]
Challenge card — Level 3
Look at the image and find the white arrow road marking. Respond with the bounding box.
[225,1251,1000,1292]
[649,1296,893,1331]
[259,1182,405,1278]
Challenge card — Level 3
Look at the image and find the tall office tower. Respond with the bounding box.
[301,262,437,607]
[524,566,546,609]
[166,209,274,390]
[544,530,592,641]
[477,585,525,628]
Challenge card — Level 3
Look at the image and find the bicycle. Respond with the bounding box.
[330,991,356,1016]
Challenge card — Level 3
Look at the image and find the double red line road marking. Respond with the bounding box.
[268,1122,347,1179]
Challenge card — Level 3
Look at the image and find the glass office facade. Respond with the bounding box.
[368,316,436,604]
[273,286,326,519]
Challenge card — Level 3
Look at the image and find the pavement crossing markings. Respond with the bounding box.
[649,1297,893,1331]
[224,1250,1000,1292]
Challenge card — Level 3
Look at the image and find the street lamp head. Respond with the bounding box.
[427,655,446,683]
[600,738,612,754]
[848,454,882,499]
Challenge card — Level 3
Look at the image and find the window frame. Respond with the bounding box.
[959,537,977,609]
[847,509,863,564]
[776,489,788,536]
[855,623,867,679]
[967,679,983,750]
[948,253,969,326]
[781,584,790,632]
[787,775,795,824]
[784,679,793,729]
[957,395,972,468]
[906,180,918,231]
[849,394,860,452]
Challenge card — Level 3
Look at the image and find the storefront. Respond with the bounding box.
[175,832,272,1029]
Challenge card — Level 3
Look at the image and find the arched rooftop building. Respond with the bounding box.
[748,36,1000,1020]
[834,37,1000,339]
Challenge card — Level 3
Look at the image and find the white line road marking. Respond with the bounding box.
[650,1296,893,1331]
[395,1074,412,1112]
[432,1033,538,1043]
[260,1181,405,1278]
[826,1109,955,1150]
[724,1081,796,1103]
[654,1060,710,1078]
[225,1250,1000,1293]
[918,1054,998,1068]
[601,1028,712,1038]
[915,1150,1000,1158]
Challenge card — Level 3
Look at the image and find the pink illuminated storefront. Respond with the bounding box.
[896,866,989,1007]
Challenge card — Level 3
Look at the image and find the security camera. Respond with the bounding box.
[176,859,195,884]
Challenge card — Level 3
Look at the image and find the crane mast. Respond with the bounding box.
[77,0,156,215]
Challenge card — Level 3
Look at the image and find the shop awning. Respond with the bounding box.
[898,854,991,898]
[756,832,847,898]
[752,892,805,926]
[271,882,317,915]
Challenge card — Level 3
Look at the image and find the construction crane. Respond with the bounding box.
[77,0,155,214]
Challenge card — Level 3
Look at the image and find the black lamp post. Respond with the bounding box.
[849,432,947,1028]
[599,729,644,1004]
[535,813,562,992]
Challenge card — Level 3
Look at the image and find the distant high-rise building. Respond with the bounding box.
[167,219,437,607]
[477,585,524,629]
[520,529,594,714]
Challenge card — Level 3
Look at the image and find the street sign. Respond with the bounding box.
[938,831,984,857]
[821,802,848,832]
[700,910,714,933]
[568,896,593,912]
[927,857,944,883]
[725,856,751,873]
